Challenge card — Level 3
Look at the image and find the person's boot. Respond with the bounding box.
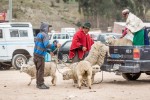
[37,84,49,89]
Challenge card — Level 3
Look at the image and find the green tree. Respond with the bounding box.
[77,0,150,30]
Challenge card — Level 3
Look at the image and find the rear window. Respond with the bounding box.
[97,33,121,43]
[99,35,106,43]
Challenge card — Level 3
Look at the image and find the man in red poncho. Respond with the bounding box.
[69,22,94,62]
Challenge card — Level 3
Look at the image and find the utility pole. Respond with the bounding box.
[9,0,12,22]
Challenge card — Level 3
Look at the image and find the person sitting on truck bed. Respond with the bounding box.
[122,9,148,46]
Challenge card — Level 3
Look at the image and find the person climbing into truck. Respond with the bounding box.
[122,9,149,45]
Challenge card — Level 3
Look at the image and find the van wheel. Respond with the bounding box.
[122,73,141,80]
[62,54,69,63]
[12,54,27,70]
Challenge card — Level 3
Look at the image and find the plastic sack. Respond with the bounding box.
[45,52,51,62]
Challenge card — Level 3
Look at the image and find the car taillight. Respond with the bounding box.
[133,48,140,60]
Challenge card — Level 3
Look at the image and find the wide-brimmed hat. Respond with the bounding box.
[82,22,91,29]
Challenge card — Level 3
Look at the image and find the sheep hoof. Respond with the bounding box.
[82,83,87,87]
[27,84,30,86]
[51,81,54,84]
[53,84,56,86]
[79,87,81,89]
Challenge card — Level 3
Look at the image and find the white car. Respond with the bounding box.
[0,22,34,70]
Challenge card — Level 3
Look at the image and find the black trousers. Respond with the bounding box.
[72,51,89,63]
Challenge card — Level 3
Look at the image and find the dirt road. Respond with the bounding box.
[0,66,150,100]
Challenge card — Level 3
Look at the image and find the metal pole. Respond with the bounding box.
[9,0,12,22]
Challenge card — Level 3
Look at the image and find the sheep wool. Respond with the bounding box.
[20,62,57,86]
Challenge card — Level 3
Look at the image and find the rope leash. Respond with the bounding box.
[53,47,72,69]
[50,47,72,75]
[47,47,71,75]
[50,56,64,75]
[52,47,104,84]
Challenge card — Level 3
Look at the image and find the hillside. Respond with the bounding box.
[2,0,150,32]
[0,0,82,31]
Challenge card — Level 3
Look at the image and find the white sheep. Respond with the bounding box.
[62,62,100,89]
[20,62,57,86]
[84,41,109,66]
[91,64,101,83]
[76,61,92,89]
[105,36,133,46]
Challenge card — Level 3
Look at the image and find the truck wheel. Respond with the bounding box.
[122,73,141,80]
[62,54,69,63]
[145,72,150,75]
[12,54,27,70]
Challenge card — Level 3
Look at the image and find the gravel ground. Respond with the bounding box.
[0,65,150,100]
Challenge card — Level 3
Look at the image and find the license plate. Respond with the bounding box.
[113,64,121,70]
[110,54,121,58]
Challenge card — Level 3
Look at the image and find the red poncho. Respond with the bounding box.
[69,29,94,59]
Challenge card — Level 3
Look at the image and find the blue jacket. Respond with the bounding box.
[34,22,51,57]
[50,43,57,52]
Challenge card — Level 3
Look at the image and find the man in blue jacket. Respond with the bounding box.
[34,22,53,89]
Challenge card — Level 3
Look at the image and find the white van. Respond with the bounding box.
[61,28,76,39]
[49,32,71,45]
[0,22,34,69]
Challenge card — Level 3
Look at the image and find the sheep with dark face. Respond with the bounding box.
[20,62,57,86]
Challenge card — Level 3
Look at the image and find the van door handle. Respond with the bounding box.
[2,46,5,49]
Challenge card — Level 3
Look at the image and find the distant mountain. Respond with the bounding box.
[0,0,81,31]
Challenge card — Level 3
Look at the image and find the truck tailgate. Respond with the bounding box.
[140,46,150,60]
[109,46,133,60]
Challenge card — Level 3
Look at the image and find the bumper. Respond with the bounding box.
[101,60,150,73]
[119,66,140,73]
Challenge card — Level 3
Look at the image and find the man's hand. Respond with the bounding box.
[57,43,61,48]
[50,52,54,56]
[82,47,87,51]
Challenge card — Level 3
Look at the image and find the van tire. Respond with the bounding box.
[122,73,141,80]
[12,54,27,70]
